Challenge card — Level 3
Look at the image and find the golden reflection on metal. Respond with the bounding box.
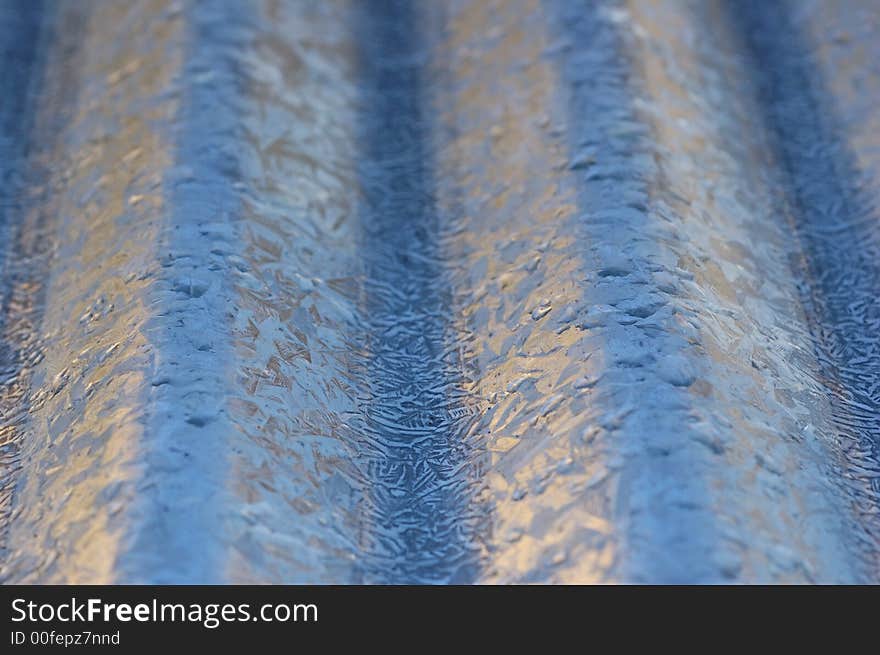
[1,0,184,582]
[436,0,615,582]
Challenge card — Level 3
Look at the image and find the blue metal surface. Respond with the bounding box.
[0,0,878,583]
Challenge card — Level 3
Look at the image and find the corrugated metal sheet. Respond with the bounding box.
[1,0,878,583]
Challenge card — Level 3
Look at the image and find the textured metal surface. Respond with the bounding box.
[0,0,878,583]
